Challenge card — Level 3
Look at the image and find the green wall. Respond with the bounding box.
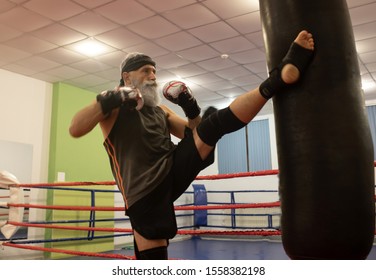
[47,82,116,259]
[49,82,113,182]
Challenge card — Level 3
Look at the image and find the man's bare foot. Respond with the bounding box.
[282,30,315,84]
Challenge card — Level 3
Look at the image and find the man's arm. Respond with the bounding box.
[70,87,143,138]
[69,101,107,138]
[160,105,192,139]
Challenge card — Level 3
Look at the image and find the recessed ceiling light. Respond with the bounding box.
[72,38,110,57]
[362,80,376,91]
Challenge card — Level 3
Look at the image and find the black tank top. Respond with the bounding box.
[104,105,175,209]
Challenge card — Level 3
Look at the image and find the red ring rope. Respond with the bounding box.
[6,221,281,236]
[7,201,281,211]
[7,169,281,189]
[2,242,134,260]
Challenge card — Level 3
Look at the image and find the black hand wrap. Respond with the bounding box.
[96,90,123,115]
[177,90,201,120]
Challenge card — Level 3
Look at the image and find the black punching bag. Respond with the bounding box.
[259,0,375,259]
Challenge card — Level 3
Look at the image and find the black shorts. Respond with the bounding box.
[126,128,214,240]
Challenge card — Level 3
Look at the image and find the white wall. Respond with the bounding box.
[0,69,53,259]
[0,69,52,183]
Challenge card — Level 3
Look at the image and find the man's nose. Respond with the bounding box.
[149,72,156,81]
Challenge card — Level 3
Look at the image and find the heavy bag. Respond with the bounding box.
[259,0,375,259]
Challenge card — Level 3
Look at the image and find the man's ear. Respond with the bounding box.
[122,72,130,85]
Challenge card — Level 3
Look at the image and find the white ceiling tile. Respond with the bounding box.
[70,58,113,73]
[154,70,177,84]
[347,0,376,8]
[123,41,170,58]
[215,65,251,79]
[244,61,268,74]
[4,34,57,54]
[16,56,60,72]
[0,24,22,42]
[94,67,120,81]
[359,62,368,74]
[177,45,220,62]
[216,86,245,98]
[24,0,86,21]
[96,27,144,49]
[353,21,376,41]
[356,37,376,53]
[31,72,61,83]
[32,23,87,46]
[186,73,222,85]
[88,81,118,94]
[127,16,180,39]
[62,11,119,36]
[0,60,7,67]
[202,80,237,91]
[196,91,224,101]
[72,0,113,9]
[371,71,376,80]
[67,74,110,87]
[8,0,28,3]
[349,2,376,25]
[188,21,239,43]
[231,74,263,87]
[162,4,219,29]
[203,0,259,19]
[0,6,52,32]
[230,48,266,64]
[245,31,265,48]
[0,43,30,62]
[96,51,127,68]
[359,51,376,63]
[0,0,16,13]
[197,56,238,71]
[138,0,196,13]
[2,63,39,75]
[210,36,256,54]
[155,31,202,51]
[40,47,86,64]
[65,38,116,56]
[170,64,207,78]
[154,53,190,69]
[46,65,86,80]
[226,12,261,34]
[95,0,155,25]
[367,62,376,72]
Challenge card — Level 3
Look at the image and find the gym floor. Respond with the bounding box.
[89,237,376,260]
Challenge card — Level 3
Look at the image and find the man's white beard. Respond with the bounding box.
[132,79,161,107]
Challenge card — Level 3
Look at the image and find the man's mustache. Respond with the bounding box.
[142,81,157,87]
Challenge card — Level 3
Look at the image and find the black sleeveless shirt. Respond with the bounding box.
[104,105,176,209]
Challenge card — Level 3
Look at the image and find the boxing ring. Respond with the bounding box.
[0,169,375,260]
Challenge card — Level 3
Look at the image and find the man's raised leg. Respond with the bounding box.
[194,30,315,160]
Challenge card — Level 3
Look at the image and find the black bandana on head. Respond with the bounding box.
[122,55,156,73]
[119,54,156,86]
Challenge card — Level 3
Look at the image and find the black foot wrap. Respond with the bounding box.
[259,42,314,99]
[133,238,141,260]
[197,107,247,146]
[139,246,168,260]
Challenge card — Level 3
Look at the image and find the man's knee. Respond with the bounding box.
[196,107,247,146]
